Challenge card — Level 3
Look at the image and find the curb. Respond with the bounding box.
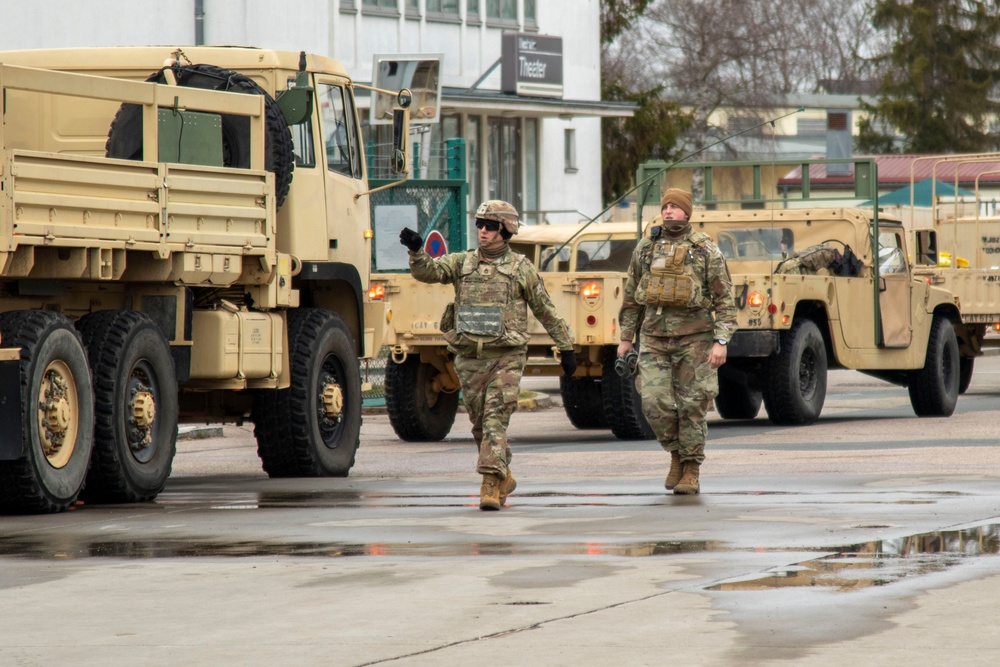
[518,391,552,411]
[178,425,225,440]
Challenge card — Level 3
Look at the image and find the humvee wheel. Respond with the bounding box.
[252,309,361,476]
[385,356,459,441]
[560,375,608,429]
[601,346,654,440]
[762,319,827,425]
[958,356,974,395]
[908,316,959,417]
[0,311,94,514]
[78,311,178,503]
[714,370,762,420]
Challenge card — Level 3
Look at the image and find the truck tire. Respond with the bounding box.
[762,319,827,425]
[958,356,974,395]
[0,311,94,514]
[105,64,295,209]
[714,371,762,420]
[77,311,178,503]
[908,316,959,417]
[385,356,459,442]
[601,346,654,440]
[252,309,361,476]
[560,376,608,429]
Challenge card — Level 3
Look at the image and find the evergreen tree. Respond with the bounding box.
[857,0,1000,153]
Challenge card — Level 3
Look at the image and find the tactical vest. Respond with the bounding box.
[639,234,709,309]
[443,251,529,351]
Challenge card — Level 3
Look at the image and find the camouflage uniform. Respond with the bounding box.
[619,225,737,464]
[409,245,573,479]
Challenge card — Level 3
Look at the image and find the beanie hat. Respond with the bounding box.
[659,188,693,218]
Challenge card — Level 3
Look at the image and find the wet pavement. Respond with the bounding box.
[1,360,999,665]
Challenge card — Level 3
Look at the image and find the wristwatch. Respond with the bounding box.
[716,339,728,346]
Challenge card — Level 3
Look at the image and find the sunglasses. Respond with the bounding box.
[475,219,501,232]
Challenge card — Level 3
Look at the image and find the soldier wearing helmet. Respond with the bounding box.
[399,200,576,510]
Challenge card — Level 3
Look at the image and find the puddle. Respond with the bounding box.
[707,523,1000,592]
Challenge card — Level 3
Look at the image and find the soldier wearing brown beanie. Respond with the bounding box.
[616,187,737,495]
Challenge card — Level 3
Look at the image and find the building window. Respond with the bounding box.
[427,0,460,16]
[524,0,536,27]
[486,0,517,24]
[525,118,539,224]
[362,0,400,16]
[467,0,481,24]
[340,0,357,13]
[406,0,420,18]
[564,128,577,173]
[468,115,482,214]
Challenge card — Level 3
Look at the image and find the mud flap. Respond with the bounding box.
[0,358,24,460]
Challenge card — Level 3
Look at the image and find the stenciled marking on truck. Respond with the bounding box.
[982,236,1000,255]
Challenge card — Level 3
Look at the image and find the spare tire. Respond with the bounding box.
[106,64,295,209]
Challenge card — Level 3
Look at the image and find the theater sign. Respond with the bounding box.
[501,32,563,98]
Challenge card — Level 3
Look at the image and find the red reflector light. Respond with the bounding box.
[767,304,777,314]
[587,315,597,326]
[367,284,386,300]
[581,281,601,298]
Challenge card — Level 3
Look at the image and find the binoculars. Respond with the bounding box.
[614,350,639,378]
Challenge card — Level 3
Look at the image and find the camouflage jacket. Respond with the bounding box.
[619,228,738,343]
[410,246,574,355]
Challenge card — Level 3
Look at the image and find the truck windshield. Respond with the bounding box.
[576,238,637,271]
[716,228,794,261]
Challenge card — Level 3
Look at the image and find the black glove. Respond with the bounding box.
[559,350,577,377]
[399,227,423,252]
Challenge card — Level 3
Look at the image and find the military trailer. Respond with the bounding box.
[0,47,412,513]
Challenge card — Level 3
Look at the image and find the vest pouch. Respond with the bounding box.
[440,302,455,333]
[645,244,696,307]
[455,304,504,337]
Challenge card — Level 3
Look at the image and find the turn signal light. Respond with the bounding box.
[581,281,601,298]
[994,322,1000,332]
[747,291,764,308]
[367,284,386,300]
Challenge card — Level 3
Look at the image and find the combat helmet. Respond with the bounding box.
[475,200,520,238]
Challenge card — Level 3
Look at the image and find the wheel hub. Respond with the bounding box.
[322,382,344,420]
[37,361,79,468]
[128,386,156,451]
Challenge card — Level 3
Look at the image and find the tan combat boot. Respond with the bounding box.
[500,471,517,506]
[673,462,700,495]
[480,474,502,511]
[664,451,683,490]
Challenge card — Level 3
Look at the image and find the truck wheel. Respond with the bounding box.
[560,376,608,429]
[714,372,762,420]
[385,356,458,441]
[762,319,827,425]
[105,64,295,209]
[77,311,178,503]
[601,347,654,440]
[252,309,361,476]
[0,311,94,514]
[908,316,959,417]
[958,356,974,395]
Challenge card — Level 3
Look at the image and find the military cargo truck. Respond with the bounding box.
[369,221,655,441]
[0,47,412,513]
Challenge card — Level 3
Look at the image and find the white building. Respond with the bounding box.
[0,0,631,227]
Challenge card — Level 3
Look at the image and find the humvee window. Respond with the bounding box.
[576,238,637,271]
[716,228,793,261]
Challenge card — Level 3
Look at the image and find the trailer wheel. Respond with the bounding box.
[106,64,295,209]
[958,356,974,395]
[601,346,654,440]
[714,370,762,420]
[908,316,959,417]
[0,311,94,514]
[385,356,459,442]
[252,309,361,476]
[77,311,178,503]
[560,375,608,429]
[762,319,827,425]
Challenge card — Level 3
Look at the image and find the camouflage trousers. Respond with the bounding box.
[453,350,526,479]
[636,333,718,463]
